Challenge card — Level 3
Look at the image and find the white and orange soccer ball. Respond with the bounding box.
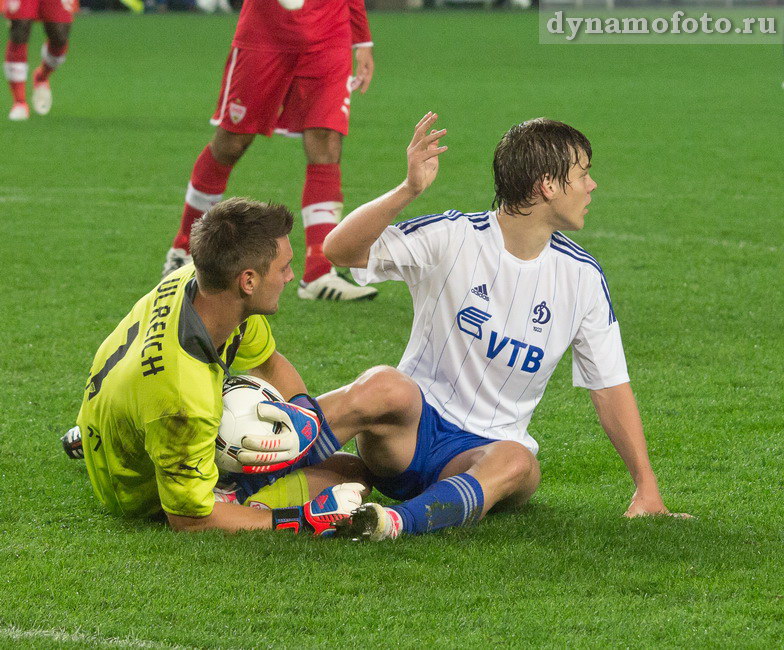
[215,375,284,473]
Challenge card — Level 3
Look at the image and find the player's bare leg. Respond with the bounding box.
[297,127,377,301]
[321,366,540,540]
[31,21,70,116]
[341,443,539,541]
[210,127,255,166]
[317,366,422,473]
[165,127,255,276]
[301,451,372,497]
[437,441,541,515]
[5,20,32,120]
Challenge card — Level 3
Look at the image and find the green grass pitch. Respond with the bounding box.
[1,10,783,648]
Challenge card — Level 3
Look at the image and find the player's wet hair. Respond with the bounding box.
[190,197,294,292]
[492,118,592,216]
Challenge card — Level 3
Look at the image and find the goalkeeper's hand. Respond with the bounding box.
[271,483,364,537]
[235,398,321,474]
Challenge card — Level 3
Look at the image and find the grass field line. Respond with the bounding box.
[0,195,177,212]
[0,185,183,196]
[0,190,777,253]
[586,229,779,253]
[0,625,196,649]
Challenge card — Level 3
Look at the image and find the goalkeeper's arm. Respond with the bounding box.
[167,501,273,533]
[167,483,364,536]
[248,350,306,399]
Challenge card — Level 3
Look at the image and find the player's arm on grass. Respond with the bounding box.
[589,383,692,519]
[167,500,273,533]
[324,112,447,268]
[247,350,307,400]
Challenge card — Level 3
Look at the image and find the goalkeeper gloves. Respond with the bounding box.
[271,483,364,537]
[236,395,322,474]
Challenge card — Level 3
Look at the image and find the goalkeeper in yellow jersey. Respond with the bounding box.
[74,197,368,535]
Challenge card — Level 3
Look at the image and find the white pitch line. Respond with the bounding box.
[0,195,177,212]
[0,625,196,649]
[0,186,183,196]
[0,190,778,253]
[583,229,779,254]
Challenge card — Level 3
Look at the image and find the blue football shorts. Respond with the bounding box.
[362,391,497,501]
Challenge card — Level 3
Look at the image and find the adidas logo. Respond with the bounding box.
[471,284,489,301]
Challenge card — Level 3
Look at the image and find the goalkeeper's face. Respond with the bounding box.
[252,236,295,315]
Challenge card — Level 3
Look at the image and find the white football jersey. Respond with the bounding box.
[351,210,629,455]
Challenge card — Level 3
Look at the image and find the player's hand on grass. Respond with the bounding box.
[236,400,321,474]
[303,483,365,537]
[351,46,374,94]
[624,488,693,519]
[403,112,448,197]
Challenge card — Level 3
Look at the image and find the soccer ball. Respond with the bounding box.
[195,0,232,13]
[215,375,284,473]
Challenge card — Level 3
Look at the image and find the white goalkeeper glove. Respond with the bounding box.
[234,398,321,474]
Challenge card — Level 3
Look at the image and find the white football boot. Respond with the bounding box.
[8,102,29,121]
[162,247,192,278]
[297,268,377,302]
[334,502,402,541]
[32,81,52,116]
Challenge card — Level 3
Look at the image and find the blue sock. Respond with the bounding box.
[390,473,484,535]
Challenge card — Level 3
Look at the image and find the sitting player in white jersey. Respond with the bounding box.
[313,113,691,540]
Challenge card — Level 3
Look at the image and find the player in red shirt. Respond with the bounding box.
[3,0,74,120]
[163,0,378,302]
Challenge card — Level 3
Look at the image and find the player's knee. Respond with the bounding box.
[303,128,342,165]
[349,366,419,422]
[45,24,70,48]
[496,441,538,490]
[210,132,253,166]
[10,21,33,43]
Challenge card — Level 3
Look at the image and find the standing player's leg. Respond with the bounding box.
[277,47,376,300]
[165,127,254,275]
[164,47,295,277]
[4,20,32,120]
[295,127,376,300]
[31,20,70,115]
[300,128,343,284]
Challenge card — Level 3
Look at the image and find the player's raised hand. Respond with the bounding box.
[404,112,448,197]
[351,46,375,94]
[624,489,694,519]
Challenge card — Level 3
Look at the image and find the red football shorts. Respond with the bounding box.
[211,46,353,137]
[4,0,75,22]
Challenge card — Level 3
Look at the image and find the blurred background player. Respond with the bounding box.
[163,0,378,302]
[3,0,74,120]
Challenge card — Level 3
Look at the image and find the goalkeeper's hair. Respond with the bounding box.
[492,118,592,216]
[190,197,294,292]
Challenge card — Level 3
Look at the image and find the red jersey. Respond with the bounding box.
[233,0,372,53]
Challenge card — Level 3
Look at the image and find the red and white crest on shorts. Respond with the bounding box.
[61,0,76,12]
[7,0,21,13]
[229,99,246,125]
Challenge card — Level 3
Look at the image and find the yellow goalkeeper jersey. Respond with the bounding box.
[76,264,275,518]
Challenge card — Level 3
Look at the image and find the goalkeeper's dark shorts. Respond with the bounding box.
[362,391,497,502]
